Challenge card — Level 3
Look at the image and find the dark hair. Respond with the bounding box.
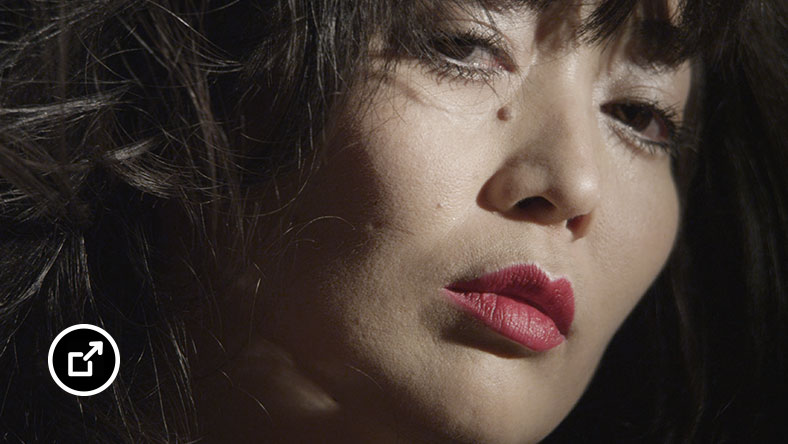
[1,0,785,442]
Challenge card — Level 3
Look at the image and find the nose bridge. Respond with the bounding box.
[536,99,602,216]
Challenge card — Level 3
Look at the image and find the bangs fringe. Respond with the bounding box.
[387,0,750,66]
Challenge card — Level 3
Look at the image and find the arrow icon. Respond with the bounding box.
[82,341,103,361]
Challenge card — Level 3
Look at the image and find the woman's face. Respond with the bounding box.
[210,3,692,443]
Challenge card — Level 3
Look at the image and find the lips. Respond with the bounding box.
[442,264,574,352]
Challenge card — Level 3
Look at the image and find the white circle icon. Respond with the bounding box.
[48,324,120,396]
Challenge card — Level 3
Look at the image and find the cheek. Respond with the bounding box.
[583,158,679,344]
[609,164,679,288]
[249,92,453,342]
[312,89,489,248]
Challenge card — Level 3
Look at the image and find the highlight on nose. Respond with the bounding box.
[545,171,601,221]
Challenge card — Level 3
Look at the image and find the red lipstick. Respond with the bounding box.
[442,264,574,352]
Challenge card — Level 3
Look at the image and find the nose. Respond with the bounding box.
[481,105,602,238]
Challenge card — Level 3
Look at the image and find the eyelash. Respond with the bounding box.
[420,30,690,156]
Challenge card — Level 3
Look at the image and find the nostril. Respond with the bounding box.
[566,214,590,236]
[515,197,547,211]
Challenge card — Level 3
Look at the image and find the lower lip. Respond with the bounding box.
[442,289,565,352]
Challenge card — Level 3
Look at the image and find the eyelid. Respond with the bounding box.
[436,18,518,59]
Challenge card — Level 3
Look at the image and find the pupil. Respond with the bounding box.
[618,104,651,132]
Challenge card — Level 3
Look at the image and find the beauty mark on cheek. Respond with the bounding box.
[497,106,511,121]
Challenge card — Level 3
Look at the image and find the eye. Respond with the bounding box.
[426,32,515,81]
[601,101,675,146]
[433,35,510,71]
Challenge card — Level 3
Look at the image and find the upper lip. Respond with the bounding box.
[445,264,575,335]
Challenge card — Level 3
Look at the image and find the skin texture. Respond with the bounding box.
[194,4,692,443]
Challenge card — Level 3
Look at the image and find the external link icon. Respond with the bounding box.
[67,341,103,377]
[48,324,120,396]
